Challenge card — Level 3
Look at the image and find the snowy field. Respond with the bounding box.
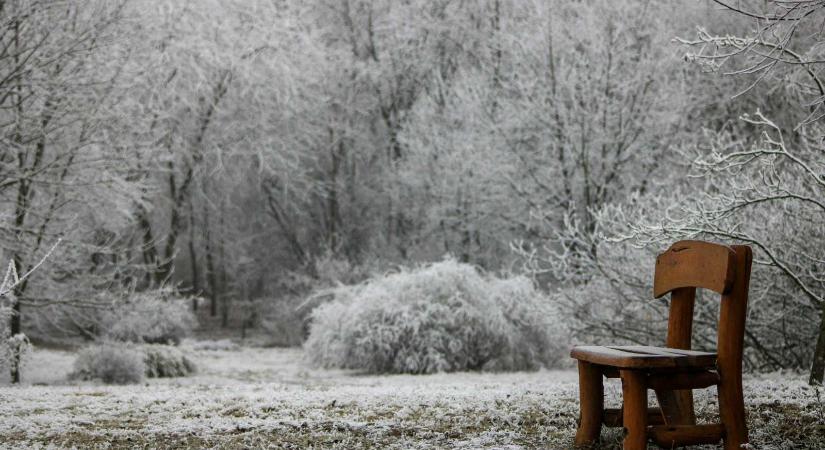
[0,344,823,449]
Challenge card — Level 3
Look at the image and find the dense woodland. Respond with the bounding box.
[1,0,824,386]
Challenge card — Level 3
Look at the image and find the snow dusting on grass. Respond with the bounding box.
[0,345,822,449]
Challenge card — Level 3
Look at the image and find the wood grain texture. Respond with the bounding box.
[602,407,664,428]
[647,371,719,391]
[653,240,736,298]
[620,370,648,450]
[574,361,604,447]
[649,424,724,447]
[717,245,752,450]
[570,345,716,369]
[666,287,696,350]
[659,286,698,425]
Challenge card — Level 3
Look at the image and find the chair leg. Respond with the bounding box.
[574,361,604,447]
[718,374,748,450]
[620,370,648,450]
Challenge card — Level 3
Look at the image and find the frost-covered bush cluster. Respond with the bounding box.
[71,342,196,384]
[142,344,196,378]
[104,291,197,345]
[305,259,567,374]
[19,289,198,349]
[71,343,146,385]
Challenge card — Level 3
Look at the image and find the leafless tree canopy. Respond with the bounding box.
[0,0,824,385]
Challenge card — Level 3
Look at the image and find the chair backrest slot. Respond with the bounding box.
[653,240,736,299]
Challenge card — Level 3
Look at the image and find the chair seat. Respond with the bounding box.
[570,345,717,369]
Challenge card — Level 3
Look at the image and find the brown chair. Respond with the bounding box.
[571,240,752,449]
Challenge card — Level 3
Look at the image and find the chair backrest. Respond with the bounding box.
[653,240,753,373]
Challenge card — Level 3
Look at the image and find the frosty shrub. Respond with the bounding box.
[71,343,146,385]
[106,291,197,345]
[142,344,196,378]
[304,259,567,374]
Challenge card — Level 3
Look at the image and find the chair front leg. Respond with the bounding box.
[574,361,604,447]
[620,369,648,450]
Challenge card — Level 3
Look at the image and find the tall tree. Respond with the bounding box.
[678,0,825,384]
[0,0,133,382]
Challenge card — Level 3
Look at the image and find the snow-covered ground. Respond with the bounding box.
[0,343,822,449]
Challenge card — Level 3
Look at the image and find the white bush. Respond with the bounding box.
[71,343,146,385]
[304,259,567,374]
[71,343,196,383]
[105,291,197,345]
[142,344,196,378]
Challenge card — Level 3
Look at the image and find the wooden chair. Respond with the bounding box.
[570,240,752,449]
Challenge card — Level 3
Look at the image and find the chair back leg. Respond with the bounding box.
[718,373,748,450]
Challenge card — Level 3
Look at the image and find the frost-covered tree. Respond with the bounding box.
[0,0,136,382]
[400,0,695,266]
[524,0,825,385]
[676,0,825,384]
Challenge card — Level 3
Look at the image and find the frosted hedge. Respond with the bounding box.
[305,259,567,374]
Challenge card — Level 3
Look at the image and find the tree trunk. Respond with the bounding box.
[327,132,341,251]
[9,285,21,383]
[204,205,218,318]
[458,183,471,264]
[263,184,307,264]
[809,302,825,385]
[218,201,229,328]
[7,14,28,384]
[136,206,159,284]
[188,200,200,310]
[220,293,230,328]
